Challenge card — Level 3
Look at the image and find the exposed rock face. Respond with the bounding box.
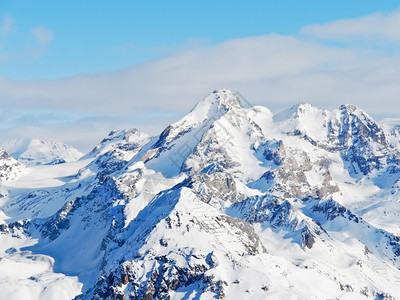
[188,169,247,206]
[335,105,391,176]
[273,148,339,198]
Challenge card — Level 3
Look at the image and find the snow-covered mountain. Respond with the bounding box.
[1,88,400,299]
[0,139,83,166]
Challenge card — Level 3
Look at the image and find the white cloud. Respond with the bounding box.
[31,26,54,44]
[0,35,356,114]
[301,10,400,41]
[1,30,400,151]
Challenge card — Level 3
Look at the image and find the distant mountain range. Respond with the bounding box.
[1,89,400,299]
[0,139,83,166]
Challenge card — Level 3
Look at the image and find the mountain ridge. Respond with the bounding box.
[1,89,400,299]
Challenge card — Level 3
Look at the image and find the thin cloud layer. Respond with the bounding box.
[0,35,356,114]
[301,10,400,41]
[1,16,400,151]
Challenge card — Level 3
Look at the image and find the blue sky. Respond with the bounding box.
[2,0,400,79]
[1,1,400,151]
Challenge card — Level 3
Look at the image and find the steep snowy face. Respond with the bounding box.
[132,89,276,183]
[155,88,242,146]
[133,88,252,178]
[274,103,330,142]
[88,187,268,299]
[182,88,242,128]
[0,139,84,166]
[2,89,400,299]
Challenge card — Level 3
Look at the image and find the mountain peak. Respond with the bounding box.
[171,88,242,132]
[85,128,151,159]
[0,148,25,181]
[210,88,242,109]
[105,128,144,141]
[339,104,376,121]
[296,102,317,112]
[273,102,322,123]
[340,104,362,114]
[339,103,379,125]
[190,88,241,113]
